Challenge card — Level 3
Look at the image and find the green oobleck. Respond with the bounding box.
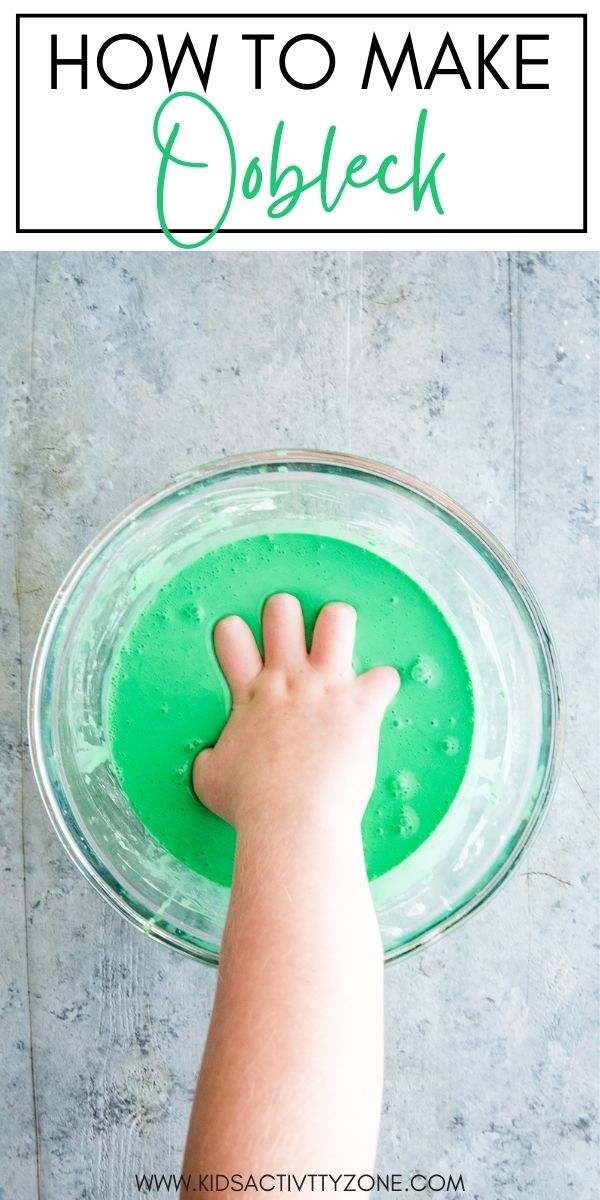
[108,533,474,887]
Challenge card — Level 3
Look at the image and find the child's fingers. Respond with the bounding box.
[262,593,307,668]
[358,665,401,715]
[214,615,263,698]
[310,602,357,674]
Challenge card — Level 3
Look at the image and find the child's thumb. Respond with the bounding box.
[358,665,401,716]
[192,747,214,801]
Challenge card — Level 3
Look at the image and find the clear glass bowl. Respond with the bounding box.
[28,450,564,965]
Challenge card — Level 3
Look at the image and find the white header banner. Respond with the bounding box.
[1,2,596,250]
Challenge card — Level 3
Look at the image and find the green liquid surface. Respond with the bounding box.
[108,533,474,887]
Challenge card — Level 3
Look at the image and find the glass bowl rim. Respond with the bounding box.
[27,448,565,965]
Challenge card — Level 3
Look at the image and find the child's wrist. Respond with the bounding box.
[234,794,364,852]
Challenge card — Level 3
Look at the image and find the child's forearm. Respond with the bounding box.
[184,804,383,1180]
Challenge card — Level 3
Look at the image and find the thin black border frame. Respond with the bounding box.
[15,12,588,235]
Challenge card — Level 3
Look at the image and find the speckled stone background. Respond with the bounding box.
[1,252,598,1200]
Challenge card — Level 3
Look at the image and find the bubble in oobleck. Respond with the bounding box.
[181,602,206,622]
[397,805,420,838]
[410,655,441,686]
[392,715,412,730]
[390,769,419,800]
[185,738,204,753]
[442,735,460,756]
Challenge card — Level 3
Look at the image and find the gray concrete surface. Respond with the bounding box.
[1,251,598,1200]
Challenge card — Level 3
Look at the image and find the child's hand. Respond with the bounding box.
[193,593,400,832]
